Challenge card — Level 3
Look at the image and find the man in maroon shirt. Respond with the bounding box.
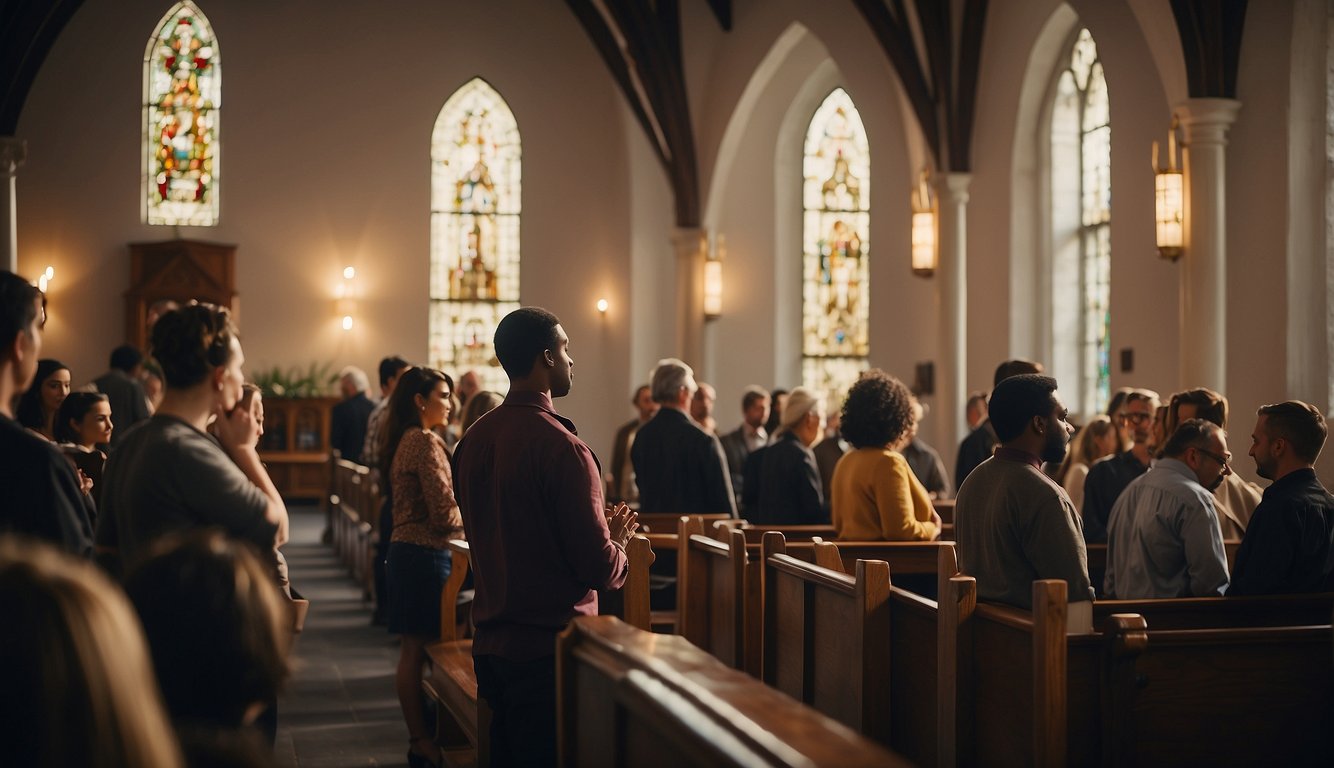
[453,306,637,767]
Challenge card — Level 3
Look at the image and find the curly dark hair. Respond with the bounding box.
[150,303,237,389]
[839,369,913,449]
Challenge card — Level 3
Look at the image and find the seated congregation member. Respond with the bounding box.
[900,397,953,498]
[607,384,656,504]
[763,388,789,439]
[379,366,464,768]
[632,358,737,516]
[16,357,71,440]
[0,536,184,768]
[753,388,827,525]
[453,307,637,767]
[1053,415,1118,515]
[93,344,151,444]
[1165,387,1262,538]
[459,389,502,435]
[955,374,1094,620]
[97,303,288,575]
[330,365,375,463]
[124,531,289,762]
[1230,401,1334,594]
[719,385,769,506]
[1083,388,1160,542]
[0,271,92,555]
[964,390,988,430]
[830,370,941,541]
[1103,419,1232,599]
[955,359,1044,486]
[690,380,717,433]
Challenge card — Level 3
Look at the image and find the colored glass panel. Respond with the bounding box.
[144,2,220,226]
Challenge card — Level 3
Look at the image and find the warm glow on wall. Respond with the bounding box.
[704,234,724,320]
[911,171,936,277]
[36,266,54,292]
[596,298,609,314]
[1152,119,1183,261]
[336,265,357,331]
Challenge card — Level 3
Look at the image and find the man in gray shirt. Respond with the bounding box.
[1104,419,1231,599]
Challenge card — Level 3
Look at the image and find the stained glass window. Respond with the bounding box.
[1050,29,1111,416]
[802,88,870,409]
[144,2,220,226]
[429,79,521,392]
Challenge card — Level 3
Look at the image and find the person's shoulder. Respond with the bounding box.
[0,416,66,469]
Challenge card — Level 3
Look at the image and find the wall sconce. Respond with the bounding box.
[36,266,54,292]
[336,265,357,331]
[911,171,936,277]
[704,234,724,320]
[1152,118,1184,261]
[596,298,609,314]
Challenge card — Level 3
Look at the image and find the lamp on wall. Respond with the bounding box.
[911,170,936,277]
[704,234,724,320]
[35,266,54,293]
[1152,118,1184,261]
[336,265,357,331]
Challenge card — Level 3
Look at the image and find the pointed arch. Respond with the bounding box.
[143,1,220,226]
[428,78,521,392]
[801,87,870,407]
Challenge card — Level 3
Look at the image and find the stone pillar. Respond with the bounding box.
[0,137,26,274]
[672,227,707,369]
[934,173,972,450]
[1176,99,1241,392]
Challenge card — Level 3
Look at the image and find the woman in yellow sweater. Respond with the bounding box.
[830,370,942,541]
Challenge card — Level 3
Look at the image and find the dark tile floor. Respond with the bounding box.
[276,506,409,767]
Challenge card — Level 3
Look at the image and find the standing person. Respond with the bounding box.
[954,374,1092,624]
[96,302,288,576]
[753,388,826,524]
[900,398,953,498]
[607,384,657,505]
[93,345,151,444]
[54,391,114,508]
[378,367,463,768]
[1164,388,1262,538]
[1103,419,1232,599]
[1230,401,1334,594]
[453,307,636,767]
[1083,389,1160,542]
[964,391,988,431]
[719,386,769,505]
[363,355,410,625]
[1053,415,1118,515]
[955,360,1044,486]
[16,358,71,440]
[763,388,789,440]
[631,358,737,517]
[690,381,717,433]
[0,271,91,555]
[330,365,374,464]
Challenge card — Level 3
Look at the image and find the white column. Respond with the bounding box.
[0,137,26,273]
[672,227,707,369]
[1176,98,1241,392]
[934,173,972,449]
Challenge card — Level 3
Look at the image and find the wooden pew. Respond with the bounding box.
[556,615,910,767]
[638,511,731,534]
[677,518,759,674]
[1093,591,1334,629]
[423,535,656,765]
[934,497,955,525]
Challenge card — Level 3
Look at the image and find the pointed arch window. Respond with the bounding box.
[144,1,220,226]
[429,79,521,392]
[802,88,870,407]
[1050,29,1111,415]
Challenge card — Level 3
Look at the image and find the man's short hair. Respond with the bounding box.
[377,356,410,388]
[993,359,1044,389]
[741,385,769,411]
[494,307,561,379]
[1161,418,1222,459]
[1169,388,1227,431]
[650,358,695,403]
[630,384,650,405]
[1125,388,1161,411]
[339,366,370,393]
[1106,387,1135,418]
[989,374,1059,443]
[0,271,42,352]
[1258,400,1328,463]
[108,344,144,372]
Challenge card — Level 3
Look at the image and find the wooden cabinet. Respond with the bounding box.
[125,239,238,350]
[259,396,338,501]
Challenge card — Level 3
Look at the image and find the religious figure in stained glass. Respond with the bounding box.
[144,2,220,226]
[430,79,521,392]
[1050,29,1111,416]
[802,89,870,408]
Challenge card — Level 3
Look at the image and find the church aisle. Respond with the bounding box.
[276,506,409,767]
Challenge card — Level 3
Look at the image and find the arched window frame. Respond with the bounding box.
[801,88,871,409]
[428,78,521,393]
[1048,28,1111,417]
[143,1,220,226]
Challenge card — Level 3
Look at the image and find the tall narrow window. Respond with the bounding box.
[802,88,870,408]
[1050,29,1110,415]
[429,79,521,392]
[144,1,220,226]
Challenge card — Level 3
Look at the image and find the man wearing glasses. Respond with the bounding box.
[1103,419,1231,599]
[1083,389,1160,541]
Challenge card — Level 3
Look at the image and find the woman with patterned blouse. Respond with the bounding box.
[379,366,463,768]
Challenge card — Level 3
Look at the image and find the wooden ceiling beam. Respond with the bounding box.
[1170,0,1247,99]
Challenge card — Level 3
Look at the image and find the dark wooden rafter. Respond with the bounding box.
[0,0,86,135]
[852,0,988,172]
[1170,0,1247,99]
[566,0,728,227]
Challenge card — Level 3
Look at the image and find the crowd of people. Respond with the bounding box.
[3,263,1333,767]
